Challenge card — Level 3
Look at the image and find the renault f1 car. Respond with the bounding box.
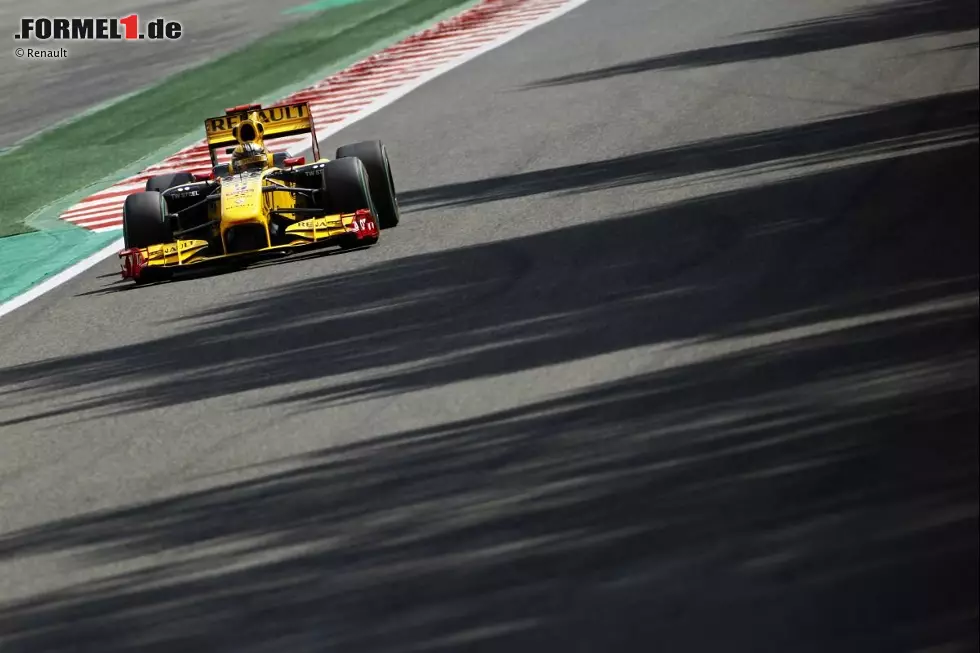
[118,101,399,282]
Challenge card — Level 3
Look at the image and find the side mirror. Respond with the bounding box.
[283,156,306,167]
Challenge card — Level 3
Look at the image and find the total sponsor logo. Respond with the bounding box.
[14,16,182,41]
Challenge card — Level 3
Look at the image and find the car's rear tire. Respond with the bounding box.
[123,191,171,249]
[321,157,378,246]
[145,171,196,193]
[335,140,399,229]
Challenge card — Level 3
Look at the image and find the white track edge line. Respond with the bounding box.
[0,238,125,319]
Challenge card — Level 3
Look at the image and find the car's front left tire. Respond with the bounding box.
[320,157,379,247]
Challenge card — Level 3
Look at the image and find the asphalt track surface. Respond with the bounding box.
[0,0,323,148]
[1,0,978,650]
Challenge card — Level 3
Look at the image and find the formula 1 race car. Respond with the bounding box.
[118,101,399,282]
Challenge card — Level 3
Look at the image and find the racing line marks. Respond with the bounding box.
[59,0,586,232]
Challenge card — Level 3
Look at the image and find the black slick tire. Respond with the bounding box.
[335,140,399,229]
[321,157,379,247]
[123,191,172,249]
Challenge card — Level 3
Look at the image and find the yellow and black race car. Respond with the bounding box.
[118,101,399,282]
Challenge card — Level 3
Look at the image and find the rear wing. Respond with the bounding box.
[204,102,320,165]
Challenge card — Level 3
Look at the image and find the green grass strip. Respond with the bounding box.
[285,0,374,14]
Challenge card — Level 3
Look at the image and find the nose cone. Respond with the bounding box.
[221,173,264,224]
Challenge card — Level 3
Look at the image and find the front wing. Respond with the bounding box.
[118,209,379,281]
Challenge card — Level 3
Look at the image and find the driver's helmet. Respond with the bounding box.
[231,142,269,171]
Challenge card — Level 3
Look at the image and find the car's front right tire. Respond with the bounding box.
[123,191,172,249]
